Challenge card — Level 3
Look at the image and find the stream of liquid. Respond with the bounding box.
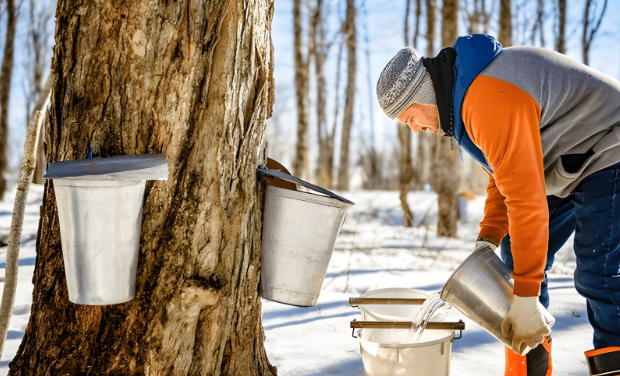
[406,291,450,343]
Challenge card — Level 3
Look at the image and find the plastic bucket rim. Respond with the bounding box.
[358,288,431,322]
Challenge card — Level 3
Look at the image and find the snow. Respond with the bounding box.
[0,188,591,375]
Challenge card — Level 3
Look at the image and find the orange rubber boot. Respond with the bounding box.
[505,337,552,376]
[585,347,620,376]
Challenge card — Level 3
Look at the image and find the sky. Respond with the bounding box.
[3,0,620,180]
[267,0,620,173]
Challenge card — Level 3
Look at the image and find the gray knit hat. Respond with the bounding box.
[376,47,436,119]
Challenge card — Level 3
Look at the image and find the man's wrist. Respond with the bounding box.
[476,238,498,247]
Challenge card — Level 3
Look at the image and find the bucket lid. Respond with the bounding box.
[44,154,168,181]
[257,167,354,205]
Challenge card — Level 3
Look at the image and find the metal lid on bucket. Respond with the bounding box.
[44,154,168,181]
[257,167,354,205]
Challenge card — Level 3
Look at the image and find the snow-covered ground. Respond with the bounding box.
[0,188,591,375]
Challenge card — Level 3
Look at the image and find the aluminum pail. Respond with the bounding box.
[260,185,352,307]
[440,245,514,348]
[54,179,146,305]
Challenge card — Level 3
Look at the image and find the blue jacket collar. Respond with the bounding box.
[452,34,502,143]
[449,34,502,173]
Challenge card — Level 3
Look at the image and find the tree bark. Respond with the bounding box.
[9,1,276,375]
[499,0,512,47]
[0,0,17,201]
[433,0,459,237]
[556,0,566,53]
[292,0,311,180]
[336,0,356,191]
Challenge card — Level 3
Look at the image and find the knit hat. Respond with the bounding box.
[376,47,436,119]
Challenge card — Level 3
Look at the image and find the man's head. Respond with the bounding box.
[376,47,439,133]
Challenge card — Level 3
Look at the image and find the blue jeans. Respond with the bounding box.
[500,163,620,349]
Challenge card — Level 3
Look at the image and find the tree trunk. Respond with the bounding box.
[413,0,435,191]
[326,39,344,189]
[9,1,276,375]
[336,0,356,191]
[535,0,545,47]
[399,0,415,227]
[424,0,435,57]
[413,0,422,46]
[0,0,17,201]
[293,0,311,180]
[398,123,414,226]
[556,0,566,53]
[313,0,333,189]
[433,0,459,237]
[499,0,512,47]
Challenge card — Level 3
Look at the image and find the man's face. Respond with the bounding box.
[397,103,440,134]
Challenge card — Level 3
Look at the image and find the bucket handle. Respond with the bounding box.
[350,319,466,339]
[257,168,354,205]
[350,320,465,330]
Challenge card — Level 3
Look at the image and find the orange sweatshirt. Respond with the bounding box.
[463,75,549,297]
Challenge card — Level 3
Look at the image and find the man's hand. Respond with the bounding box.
[473,238,497,252]
[501,296,555,355]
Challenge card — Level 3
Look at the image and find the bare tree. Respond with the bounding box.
[582,0,608,66]
[462,0,492,196]
[293,0,312,180]
[311,0,337,188]
[327,34,345,188]
[360,0,381,190]
[555,0,567,53]
[531,0,545,46]
[336,0,356,191]
[413,0,435,191]
[499,0,513,47]
[431,0,460,238]
[425,0,436,57]
[0,0,17,201]
[414,0,422,44]
[9,0,277,374]
[398,0,416,227]
[24,0,53,184]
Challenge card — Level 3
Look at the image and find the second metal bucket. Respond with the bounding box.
[259,168,354,307]
[440,245,514,348]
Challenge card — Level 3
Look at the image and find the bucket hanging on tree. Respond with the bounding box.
[258,166,354,307]
[44,154,168,305]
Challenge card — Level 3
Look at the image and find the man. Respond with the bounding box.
[376,34,620,376]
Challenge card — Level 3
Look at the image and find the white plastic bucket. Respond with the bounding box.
[356,288,455,376]
[359,288,430,321]
[359,328,454,376]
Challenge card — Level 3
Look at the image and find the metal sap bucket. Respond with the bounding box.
[258,168,354,307]
[44,154,168,305]
[440,245,515,348]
